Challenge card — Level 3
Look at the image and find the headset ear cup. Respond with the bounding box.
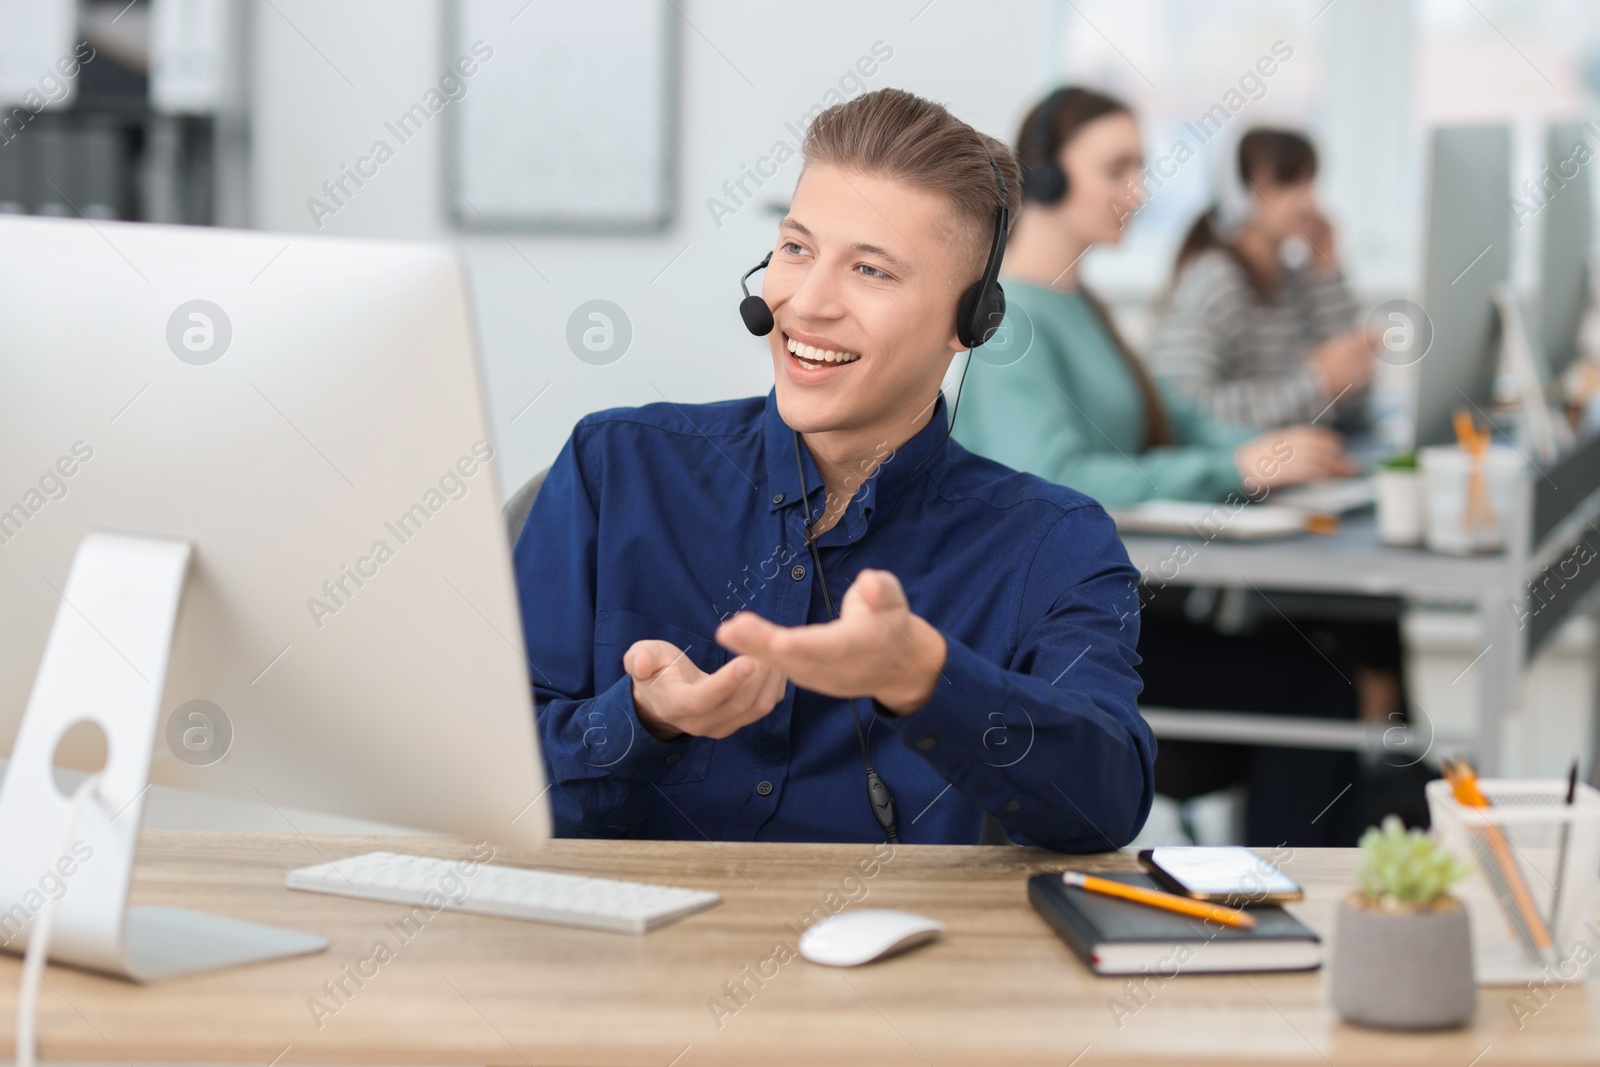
[956,282,982,350]
[1022,163,1067,204]
[956,282,1008,350]
[959,156,1011,350]
[973,284,1007,348]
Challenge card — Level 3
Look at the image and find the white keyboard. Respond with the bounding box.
[286,850,721,934]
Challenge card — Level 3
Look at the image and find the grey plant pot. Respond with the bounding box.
[1330,897,1476,1030]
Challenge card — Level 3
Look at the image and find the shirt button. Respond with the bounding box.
[790,564,806,581]
[772,492,786,504]
[664,753,682,764]
[916,737,936,751]
[1005,800,1021,813]
[756,780,773,796]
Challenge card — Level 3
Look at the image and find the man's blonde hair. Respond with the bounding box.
[802,88,1022,278]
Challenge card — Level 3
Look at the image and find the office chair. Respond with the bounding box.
[502,467,549,548]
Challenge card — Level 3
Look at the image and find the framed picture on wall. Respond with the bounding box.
[445,0,678,233]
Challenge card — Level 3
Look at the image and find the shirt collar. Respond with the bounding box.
[761,389,952,538]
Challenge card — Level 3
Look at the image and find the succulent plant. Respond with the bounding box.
[1355,815,1474,910]
[1380,451,1419,471]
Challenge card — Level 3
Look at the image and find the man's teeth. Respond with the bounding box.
[786,337,861,364]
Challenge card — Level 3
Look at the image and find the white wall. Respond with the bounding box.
[249,0,1047,500]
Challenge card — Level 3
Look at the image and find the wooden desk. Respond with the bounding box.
[3,831,1596,1065]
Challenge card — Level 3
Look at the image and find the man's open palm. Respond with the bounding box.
[625,640,787,740]
[716,568,946,714]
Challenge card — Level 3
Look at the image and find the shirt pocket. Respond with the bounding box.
[593,608,726,785]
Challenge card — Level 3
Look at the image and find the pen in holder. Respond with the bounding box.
[1452,410,1492,540]
[1419,444,1522,554]
[1426,776,1600,985]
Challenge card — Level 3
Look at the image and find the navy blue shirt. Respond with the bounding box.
[513,390,1155,851]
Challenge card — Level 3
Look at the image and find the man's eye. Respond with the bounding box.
[781,241,805,255]
[857,263,887,279]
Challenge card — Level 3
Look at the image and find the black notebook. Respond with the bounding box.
[1028,871,1322,976]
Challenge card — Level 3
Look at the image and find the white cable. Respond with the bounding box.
[17,773,102,1067]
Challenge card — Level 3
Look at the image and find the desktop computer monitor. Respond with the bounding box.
[1413,125,1512,448]
[1539,121,1592,379]
[0,215,551,854]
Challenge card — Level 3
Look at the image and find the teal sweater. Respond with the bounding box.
[951,281,1253,509]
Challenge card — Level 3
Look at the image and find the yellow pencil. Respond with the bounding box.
[1062,870,1257,929]
[1443,760,1551,951]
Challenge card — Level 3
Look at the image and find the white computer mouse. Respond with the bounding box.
[797,908,944,967]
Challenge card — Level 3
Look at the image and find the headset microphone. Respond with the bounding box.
[739,253,774,336]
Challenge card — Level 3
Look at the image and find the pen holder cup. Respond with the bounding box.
[1419,445,1522,554]
[1426,778,1600,985]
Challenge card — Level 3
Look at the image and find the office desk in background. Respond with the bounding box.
[2,831,1596,1066]
[1121,462,1600,778]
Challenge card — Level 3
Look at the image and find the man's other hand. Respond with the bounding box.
[716,568,947,716]
[625,640,787,741]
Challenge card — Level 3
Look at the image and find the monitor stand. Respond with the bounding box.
[0,531,327,981]
[1494,283,1575,463]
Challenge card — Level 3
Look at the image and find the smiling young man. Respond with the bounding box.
[513,88,1155,851]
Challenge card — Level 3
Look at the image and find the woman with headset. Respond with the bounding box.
[1147,128,1375,430]
[952,90,1354,508]
[952,87,1363,847]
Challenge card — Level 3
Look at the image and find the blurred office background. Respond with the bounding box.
[3,0,1597,839]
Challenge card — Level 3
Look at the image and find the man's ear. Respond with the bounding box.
[945,272,974,355]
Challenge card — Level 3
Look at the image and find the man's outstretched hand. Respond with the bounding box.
[716,568,947,716]
[625,641,787,741]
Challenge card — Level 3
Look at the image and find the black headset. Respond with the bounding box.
[955,153,1011,350]
[1020,87,1073,204]
[739,150,1011,351]
[736,149,1012,843]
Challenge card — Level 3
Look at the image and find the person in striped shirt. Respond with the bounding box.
[1146,129,1376,431]
[952,87,1366,847]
